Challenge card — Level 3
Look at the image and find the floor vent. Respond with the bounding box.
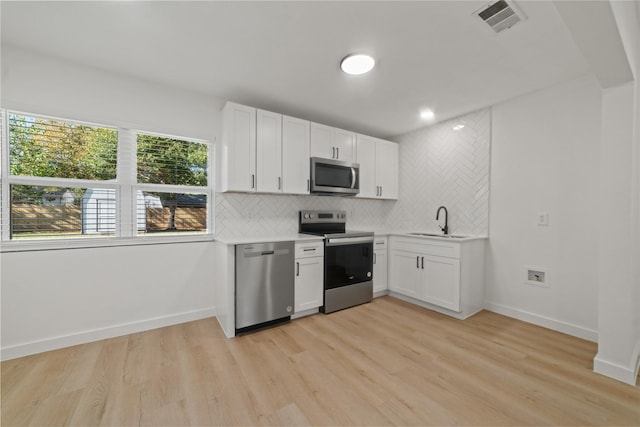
[474,0,526,33]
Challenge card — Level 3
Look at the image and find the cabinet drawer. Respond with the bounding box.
[374,236,388,249]
[295,241,324,258]
[390,236,460,259]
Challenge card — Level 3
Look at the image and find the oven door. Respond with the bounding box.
[324,237,373,289]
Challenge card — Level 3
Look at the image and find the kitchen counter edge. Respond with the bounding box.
[214,234,325,245]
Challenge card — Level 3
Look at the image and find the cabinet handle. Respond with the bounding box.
[421,257,424,269]
[336,147,340,159]
[303,248,316,252]
[332,147,336,159]
[296,262,300,276]
[251,174,255,189]
[374,253,377,264]
[307,179,310,191]
[375,241,384,245]
[278,177,281,190]
[416,256,420,268]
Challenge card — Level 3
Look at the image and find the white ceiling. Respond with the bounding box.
[1,1,591,138]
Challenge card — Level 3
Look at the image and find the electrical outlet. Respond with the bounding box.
[537,212,549,226]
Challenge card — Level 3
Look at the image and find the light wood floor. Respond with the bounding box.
[2,296,639,426]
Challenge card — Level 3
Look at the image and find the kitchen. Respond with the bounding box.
[1,1,639,425]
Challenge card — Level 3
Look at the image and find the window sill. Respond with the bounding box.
[0,234,216,253]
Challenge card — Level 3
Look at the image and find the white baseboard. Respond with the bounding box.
[483,301,598,342]
[594,351,640,386]
[1,307,216,361]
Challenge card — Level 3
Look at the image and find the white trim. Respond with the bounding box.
[1,110,10,241]
[133,183,209,194]
[0,234,215,253]
[0,307,216,361]
[6,109,119,131]
[388,291,481,320]
[6,175,120,189]
[134,129,208,145]
[593,352,640,386]
[483,300,598,342]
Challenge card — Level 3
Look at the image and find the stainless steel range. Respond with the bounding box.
[299,210,374,313]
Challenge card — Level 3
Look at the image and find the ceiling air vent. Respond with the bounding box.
[475,0,526,33]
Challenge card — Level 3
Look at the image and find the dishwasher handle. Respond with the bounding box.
[261,250,275,256]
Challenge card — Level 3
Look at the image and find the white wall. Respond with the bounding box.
[486,74,603,341]
[1,243,215,359]
[1,46,222,140]
[594,83,638,383]
[593,0,640,385]
[1,46,223,359]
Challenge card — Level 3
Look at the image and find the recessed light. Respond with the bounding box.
[420,110,435,121]
[340,54,375,75]
[453,124,465,131]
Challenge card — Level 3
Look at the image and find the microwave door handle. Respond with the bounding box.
[350,168,357,189]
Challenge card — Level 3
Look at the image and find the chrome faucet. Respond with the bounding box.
[436,206,449,235]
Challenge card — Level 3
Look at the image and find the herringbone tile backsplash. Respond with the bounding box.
[388,108,491,236]
[215,108,490,237]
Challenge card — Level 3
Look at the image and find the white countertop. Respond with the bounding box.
[389,232,488,242]
[215,231,487,245]
[214,234,324,245]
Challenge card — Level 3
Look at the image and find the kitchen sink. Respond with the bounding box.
[408,232,468,239]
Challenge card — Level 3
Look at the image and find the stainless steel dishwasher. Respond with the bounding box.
[235,241,294,333]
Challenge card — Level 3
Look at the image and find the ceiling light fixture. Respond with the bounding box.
[340,54,375,75]
[453,123,465,131]
[420,109,435,121]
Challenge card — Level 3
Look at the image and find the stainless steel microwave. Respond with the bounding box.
[310,157,360,196]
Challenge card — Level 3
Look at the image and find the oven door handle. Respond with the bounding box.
[326,236,374,246]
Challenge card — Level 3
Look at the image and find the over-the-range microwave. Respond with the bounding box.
[310,157,360,196]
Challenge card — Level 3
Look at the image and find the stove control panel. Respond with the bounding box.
[300,210,347,224]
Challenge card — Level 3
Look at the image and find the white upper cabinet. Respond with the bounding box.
[356,134,399,200]
[310,122,355,162]
[256,109,282,193]
[221,102,311,195]
[376,139,399,199]
[356,135,377,198]
[221,102,256,192]
[282,115,311,195]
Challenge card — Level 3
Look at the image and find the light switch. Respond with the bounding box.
[537,212,549,226]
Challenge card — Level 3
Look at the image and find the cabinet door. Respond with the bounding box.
[333,128,355,162]
[295,257,324,312]
[376,140,398,199]
[222,102,256,192]
[421,255,461,311]
[356,134,377,198]
[282,116,310,194]
[373,249,387,293]
[310,122,334,159]
[389,250,421,298]
[256,109,282,193]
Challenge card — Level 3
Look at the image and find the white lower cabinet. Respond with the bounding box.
[373,237,388,293]
[421,255,460,311]
[294,241,324,313]
[389,249,421,298]
[388,236,485,318]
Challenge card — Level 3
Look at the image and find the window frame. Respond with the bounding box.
[0,109,215,252]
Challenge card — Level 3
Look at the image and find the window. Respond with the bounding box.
[0,110,212,246]
[135,132,209,236]
[4,112,118,241]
